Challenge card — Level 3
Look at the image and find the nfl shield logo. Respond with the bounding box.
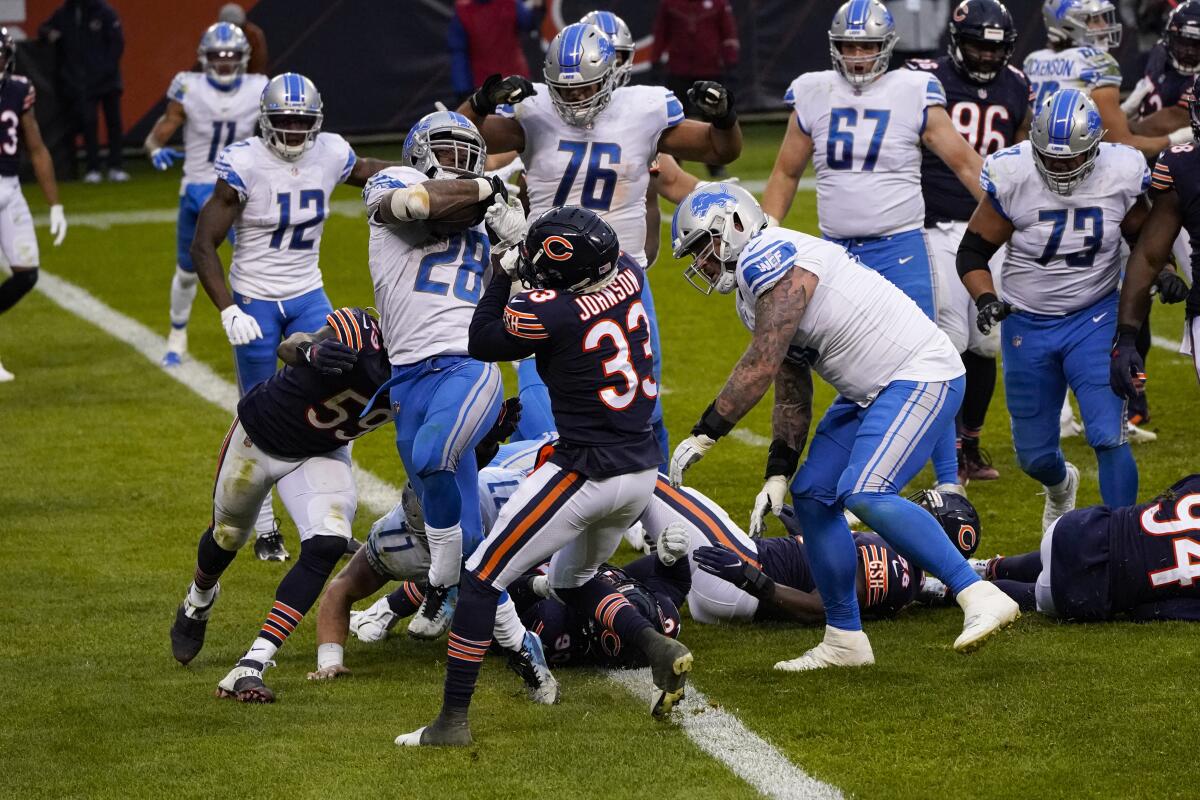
[1012,335,1022,348]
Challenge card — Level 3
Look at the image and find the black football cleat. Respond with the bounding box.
[170,584,220,665]
[641,632,692,717]
[254,526,290,562]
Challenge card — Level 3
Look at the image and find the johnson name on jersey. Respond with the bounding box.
[363,165,490,366]
[734,227,963,405]
[1023,46,1121,108]
[1150,142,1200,281]
[1137,42,1193,118]
[167,71,269,187]
[214,133,356,301]
[785,69,947,239]
[0,75,34,178]
[906,57,1031,223]
[981,141,1149,315]
[498,84,684,265]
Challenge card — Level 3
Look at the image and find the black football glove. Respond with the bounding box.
[1109,325,1146,400]
[692,545,775,600]
[484,397,522,446]
[469,74,537,116]
[974,292,1013,335]
[1154,268,1189,304]
[298,339,358,375]
[687,81,738,129]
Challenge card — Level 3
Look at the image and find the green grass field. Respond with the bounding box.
[3,124,1198,799]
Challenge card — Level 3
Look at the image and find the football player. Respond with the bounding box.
[958,89,1147,532]
[907,0,1031,483]
[192,73,391,561]
[0,26,66,382]
[397,208,687,748]
[762,0,985,496]
[669,183,1018,671]
[976,475,1200,622]
[1111,78,1200,401]
[581,10,635,88]
[144,23,268,368]
[457,20,743,464]
[168,308,393,702]
[360,110,514,639]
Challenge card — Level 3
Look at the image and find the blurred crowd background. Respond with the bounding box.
[0,0,1186,181]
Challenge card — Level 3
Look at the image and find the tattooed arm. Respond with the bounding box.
[772,358,813,454]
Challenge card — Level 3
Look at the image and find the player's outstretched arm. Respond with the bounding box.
[20,109,64,245]
[375,176,507,225]
[654,153,700,204]
[1120,190,1182,332]
[455,74,530,153]
[309,549,390,680]
[191,180,242,311]
[761,114,813,225]
[923,106,985,202]
[344,156,396,188]
[143,100,185,170]
[749,359,813,536]
[1130,104,1189,137]
[1092,86,1183,158]
[468,270,539,362]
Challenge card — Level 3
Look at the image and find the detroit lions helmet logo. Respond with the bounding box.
[688,186,738,218]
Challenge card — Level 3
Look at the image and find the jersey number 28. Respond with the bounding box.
[584,300,658,410]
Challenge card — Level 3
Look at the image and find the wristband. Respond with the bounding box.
[975,292,999,310]
[317,642,344,670]
[713,108,738,131]
[742,565,776,601]
[765,438,800,480]
[1114,323,1139,342]
[692,400,735,439]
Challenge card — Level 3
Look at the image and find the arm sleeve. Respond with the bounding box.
[214,147,249,201]
[18,78,34,112]
[784,78,810,135]
[740,240,799,298]
[469,272,540,361]
[362,169,409,223]
[447,16,473,96]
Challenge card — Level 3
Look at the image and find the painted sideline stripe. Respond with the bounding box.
[607,669,844,800]
[34,269,401,516]
[732,428,772,447]
[35,267,835,799]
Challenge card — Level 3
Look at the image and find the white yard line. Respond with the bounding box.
[34,267,838,800]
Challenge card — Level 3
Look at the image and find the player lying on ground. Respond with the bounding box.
[976,474,1200,621]
[669,183,1018,672]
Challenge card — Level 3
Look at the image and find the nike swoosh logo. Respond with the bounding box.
[1092,313,1108,323]
[898,256,914,264]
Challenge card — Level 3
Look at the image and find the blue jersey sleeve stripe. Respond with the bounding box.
[666,92,684,125]
[340,149,357,183]
[795,111,811,136]
[215,157,248,198]
[925,78,946,105]
[496,103,515,117]
[746,263,789,294]
[783,86,796,105]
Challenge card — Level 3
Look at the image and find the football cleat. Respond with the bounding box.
[774,625,875,672]
[507,631,559,705]
[349,596,399,643]
[106,169,131,183]
[215,661,275,703]
[954,580,1020,653]
[395,712,472,747]
[961,443,1000,481]
[1042,462,1080,532]
[968,557,998,580]
[161,327,187,367]
[642,632,692,716]
[407,583,457,640]
[82,170,102,184]
[0,356,13,382]
[170,583,220,665]
[254,526,290,562]
[916,575,952,606]
[1125,419,1157,444]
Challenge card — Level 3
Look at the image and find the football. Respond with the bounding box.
[426,199,489,237]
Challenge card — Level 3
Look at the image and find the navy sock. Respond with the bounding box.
[557,577,654,646]
[0,269,36,314]
[1096,444,1138,507]
[960,351,997,435]
[442,571,500,714]
[992,579,1036,611]
[992,551,1042,582]
[195,526,237,590]
[385,581,425,616]
[792,497,862,631]
[845,492,979,595]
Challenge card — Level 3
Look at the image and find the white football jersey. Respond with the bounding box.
[214,133,356,301]
[498,84,684,265]
[981,141,1149,316]
[1022,46,1122,108]
[166,72,268,187]
[735,227,963,406]
[786,69,946,239]
[638,480,758,560]
[362,166,491,365]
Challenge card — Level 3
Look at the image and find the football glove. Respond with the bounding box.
[687,81,737,129]
[656,522,691,567]
[974,292,1012,335]
[149,147,183,171]
[470,74,537,116]
[48,204,67,246]
[220,305,264,346]
[485,195,527,251]
[1120,77,1153,117]
[749,475,789,537]
[1109,325,1145,400]
[299,338,358,375]
[1154,268,1189,304]
[485,397,522,445]
[669,434,716,487]
[1169,127,1196,147]
[693,545,775,600]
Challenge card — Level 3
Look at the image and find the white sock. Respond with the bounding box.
[169,266,198,328]
[425,523,463,587]
[254,492,276,537]
[492,596,526,651]
[1047,471,1072,498]
[243,636,279,667]
[187,581,215,608]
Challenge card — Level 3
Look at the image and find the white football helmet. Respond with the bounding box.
[672,183,767,295]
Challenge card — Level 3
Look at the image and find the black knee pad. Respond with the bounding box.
[299,535,347,577]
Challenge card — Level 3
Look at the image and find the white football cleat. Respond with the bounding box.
[774,625,875,672]
[161,327,187,367]
[1042,462,1079,532]
[407,584,457,640]
[215,661,275,703]
[1125,419,1157,444]
[954,580,1020,653]
[350,596,399,643]
[0,356,13,382]
[82,170,103,184]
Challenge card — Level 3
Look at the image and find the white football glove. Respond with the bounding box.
[656,522,690,567]
[485,195,528,251]
[49,204,67,246]
[749,475,789,537]
[1120,77,1153,117]
[1168,126,1195,146]
[499,246,522,278]
[669,434,716,487]
[220,304,264,346]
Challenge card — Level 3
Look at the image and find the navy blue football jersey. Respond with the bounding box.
[906,57,1031,224]
[1138,43,1193,119]
[1149,143,1200,310]
[237,308,393,458]
[0,76,34,178]
[502,257,661,478]
[1051,474,1200,620]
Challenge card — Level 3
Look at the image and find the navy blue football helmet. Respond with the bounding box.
[948,0,1017,83]
[1166,1,1200,75]
[912,489,981,558]
[517,206,620,291]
